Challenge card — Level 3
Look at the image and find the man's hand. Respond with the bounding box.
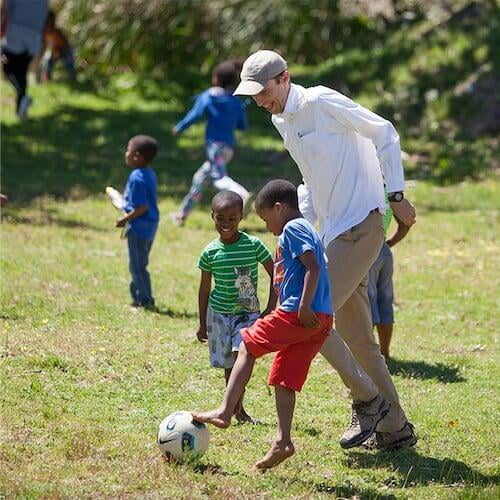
[298,304,321,329]
[115,217,127,228]
[390,198,416,227]
[171,127,178,136]
[196,326,207,343]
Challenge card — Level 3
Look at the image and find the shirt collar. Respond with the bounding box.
[277,84,306,120]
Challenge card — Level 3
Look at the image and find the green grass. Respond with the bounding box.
[1,80,500,499]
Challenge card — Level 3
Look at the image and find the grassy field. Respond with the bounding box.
[1,80,499,499]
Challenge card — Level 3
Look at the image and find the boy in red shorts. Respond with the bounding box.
[193,179,333,470]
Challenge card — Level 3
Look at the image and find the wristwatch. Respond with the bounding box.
[388,191,404,202]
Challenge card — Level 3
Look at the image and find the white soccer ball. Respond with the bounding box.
[157,411,210,462]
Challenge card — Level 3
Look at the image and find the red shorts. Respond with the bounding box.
[241,309,333,392]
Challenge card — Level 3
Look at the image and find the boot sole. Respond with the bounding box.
[340,398,390,449]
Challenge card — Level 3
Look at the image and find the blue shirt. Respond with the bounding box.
[174,87,247,146]
[274,218,332,315]
[124,167,159,240]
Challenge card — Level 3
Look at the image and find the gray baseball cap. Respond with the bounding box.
[233,50,288,96]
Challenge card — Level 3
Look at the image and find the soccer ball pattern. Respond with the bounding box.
[157,411,210,462]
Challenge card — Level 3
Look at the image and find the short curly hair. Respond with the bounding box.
[129,135,158,163]
[255,179,299,210]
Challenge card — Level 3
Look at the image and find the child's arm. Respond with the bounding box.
[298,251,321,329]
[260,257,277,317]
[172,93,207,135]
[115,205,147,227]
[386,215,411,248]
[197,270,212,342]
[236,103,248,131]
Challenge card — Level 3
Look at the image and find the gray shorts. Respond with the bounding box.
[206,305,260,369]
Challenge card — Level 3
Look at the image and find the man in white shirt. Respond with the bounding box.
[234,50,417,450]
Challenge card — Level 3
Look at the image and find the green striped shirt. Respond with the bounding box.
[198,232,272,314]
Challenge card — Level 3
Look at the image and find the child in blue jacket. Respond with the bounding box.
[170,60,252,226]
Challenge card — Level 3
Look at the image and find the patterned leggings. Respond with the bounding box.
[179,141,249,219]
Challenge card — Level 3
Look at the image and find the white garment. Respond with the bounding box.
[271,83,405,247]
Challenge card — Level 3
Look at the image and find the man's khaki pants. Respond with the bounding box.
[320,211,407,432]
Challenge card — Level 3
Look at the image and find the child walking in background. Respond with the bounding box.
[197,190,276,422]
[194,180,333,470]
[37,10,76,82]
[368,196,411,359]
[116,135,160,310]
[170,60,252,226]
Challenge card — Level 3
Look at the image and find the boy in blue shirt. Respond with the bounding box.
[193,180,334,470]
[116,135,159,310]
[170,60,251,226]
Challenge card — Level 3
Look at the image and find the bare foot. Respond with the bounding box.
[254,441,295,470]
[192,410,231,429]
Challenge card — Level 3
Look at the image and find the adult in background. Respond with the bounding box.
[234,50,417,450]
[1,0,48,119]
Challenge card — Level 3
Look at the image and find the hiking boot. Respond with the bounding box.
[363,422,417,451]
[340,394,390,449]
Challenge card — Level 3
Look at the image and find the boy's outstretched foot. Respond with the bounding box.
[192,410,231,429]
[254,441,295,470]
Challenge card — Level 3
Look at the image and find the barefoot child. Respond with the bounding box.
[194,180,333,469]
[196,190,276,422]
[170,60,252,226]
[116,135,159,310]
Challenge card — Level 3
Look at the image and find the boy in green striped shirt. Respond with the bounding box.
[197,191,277,422]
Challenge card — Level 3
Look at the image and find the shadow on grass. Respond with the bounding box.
[387,358,466,383]
[345,449,499,488]
[154,307,197,319]
[1,98,294,205]
[1,207,107,232]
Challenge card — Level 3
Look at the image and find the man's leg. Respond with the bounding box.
[324,212,408,433]
[254,385,296,469]
[193,342,256,428]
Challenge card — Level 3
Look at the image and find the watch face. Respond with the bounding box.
[395,192,403,202]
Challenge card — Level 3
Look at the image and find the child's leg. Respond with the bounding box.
[231,312,260,423]
[224,366,248,420]
[376,243,394,358]
[213,175,249,202]
[376,324,393,359]
[254,385,296,469]
[61,48,77,79]
[193,341,256,428]
[127,231,154,306]
[209,142,252,208]
[176,161,212,221]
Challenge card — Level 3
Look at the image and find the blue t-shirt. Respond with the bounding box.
[174,87,247,146]
[274,218,332,315]
[123,167,159,240]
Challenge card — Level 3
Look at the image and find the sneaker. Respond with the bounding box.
[242,192,255,217]
[17,95,32,120]
[363,422,417,451]
[169,212,185,227]
[144,302,159,313]
[340,394,390,449]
